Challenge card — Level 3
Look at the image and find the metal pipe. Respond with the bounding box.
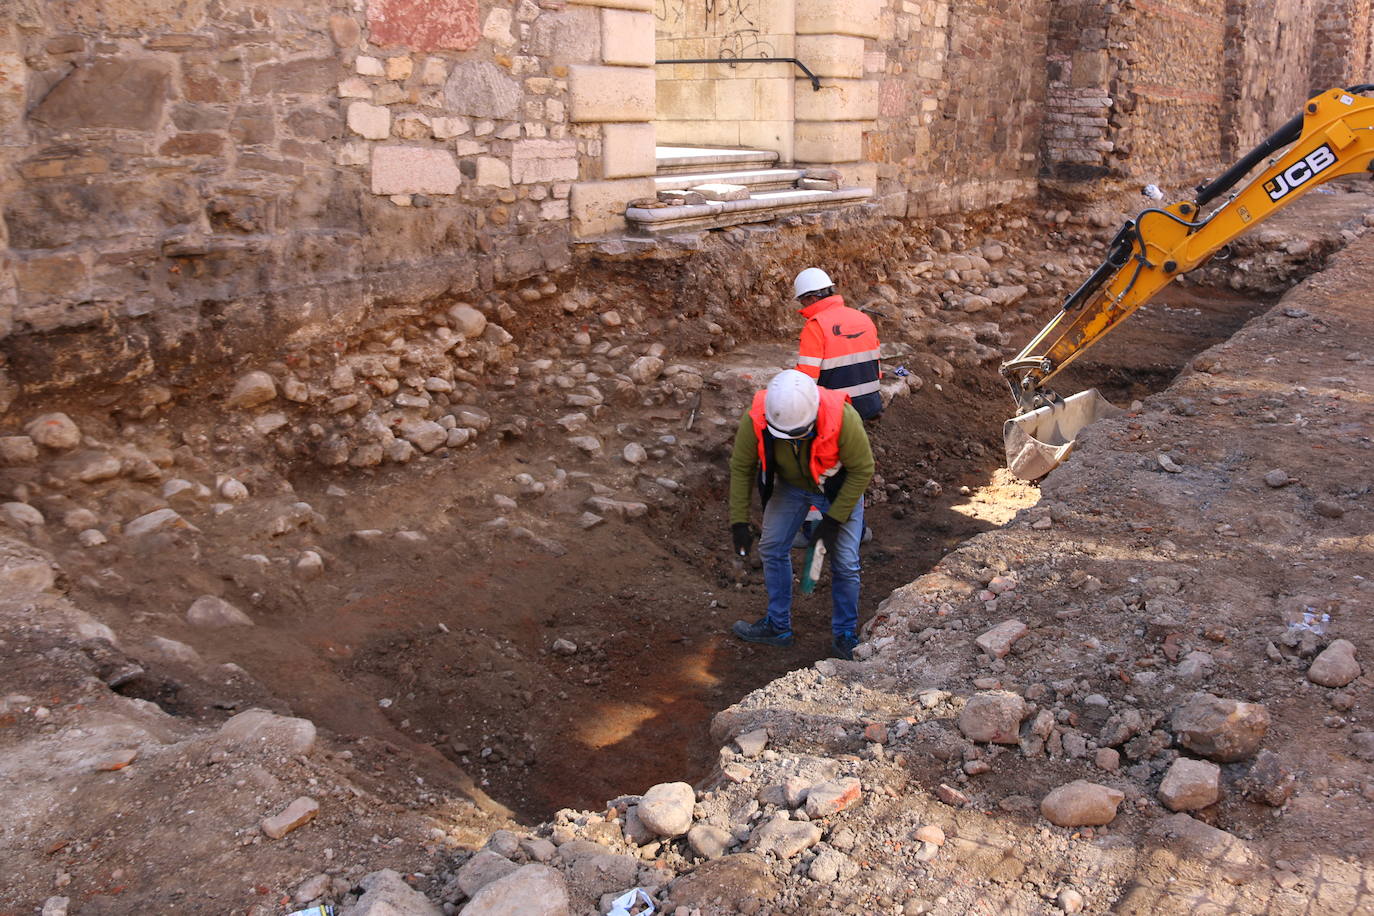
[655,57,822,91]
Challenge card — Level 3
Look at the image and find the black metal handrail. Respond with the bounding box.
[655,57,821,91]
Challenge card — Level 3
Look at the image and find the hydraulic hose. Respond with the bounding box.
[1195,111,1304,207]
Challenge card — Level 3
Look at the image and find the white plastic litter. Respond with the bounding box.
[607,888,655,916]
[1286,610,1330,634]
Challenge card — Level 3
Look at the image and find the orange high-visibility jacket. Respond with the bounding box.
[795,294,882,419]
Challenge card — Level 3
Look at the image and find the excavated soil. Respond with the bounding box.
[2,184,1372,914]
[50,263,1273,825]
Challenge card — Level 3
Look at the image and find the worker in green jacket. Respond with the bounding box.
[728,369,875,659]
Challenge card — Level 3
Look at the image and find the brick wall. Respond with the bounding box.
[1311,0,1372,95]
[1224,0,1317,158]
[870,0,1048,216]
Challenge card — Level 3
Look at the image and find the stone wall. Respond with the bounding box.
[1311,0,1372,96]
[0,0,663,401]
[1224,0,1317,159]
[1043,0,1334,189]
[867,0,1048,216]
[0,0,1368,405]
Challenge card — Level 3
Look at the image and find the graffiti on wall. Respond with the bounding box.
[655,0,779,60]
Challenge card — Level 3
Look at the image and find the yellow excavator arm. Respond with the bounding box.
[1003,85,1374,415]
[999,85,1374,479]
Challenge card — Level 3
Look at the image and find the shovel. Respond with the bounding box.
[1003,389,1124,480]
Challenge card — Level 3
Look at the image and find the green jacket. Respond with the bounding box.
[728,401,874,525]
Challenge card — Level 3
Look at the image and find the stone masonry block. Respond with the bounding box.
[795,79,879,122]
[348,101,391,139]
[794,121,863,163]
[740,120,792,161]
[756,0,797,36]
[371,146,462,195]
[475,156,511,187]
[511,139,579,183]
[755,79,794,122]
[656,79,715,121]
[795,0,882,37]
[602,123,656,178]
[570,177,655,237]
[568,0,653,10]
[569,65,655,122]
[601,10,654,66]
[794,35,865,79]
[29,58,171,131]
[657,119,742,148]
[0,53,29,147]
[714,79,757,121]
[367,0,480,52]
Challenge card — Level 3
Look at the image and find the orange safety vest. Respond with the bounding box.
[795,294,882,419]
[748,387,849,505]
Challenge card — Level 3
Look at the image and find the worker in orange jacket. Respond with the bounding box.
[791,267,882,421]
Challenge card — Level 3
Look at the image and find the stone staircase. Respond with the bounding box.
[625,146,873,235]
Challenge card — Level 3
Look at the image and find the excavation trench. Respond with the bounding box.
[62,282,1271,825]
[254,285,1271,822]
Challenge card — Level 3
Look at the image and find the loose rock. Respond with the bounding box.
[1307,638,1361,687]
[1241,749,1296,806]
[974,619,1028,658]
[25,413,81,450]
[958,691,1027,744]
[735,727,768,758]
[457,850,518,897]
[804,777,862,818]
[747,814,822,858]
[349,869,443,916]
[186,595,254,628]
[227,371,278,409]
[1158,757,1221,811]
[637,781,694,837]
[1171,692,1269,762]
[261,796,318,839]
[1040,780,1124,827]
[687,824,734,860]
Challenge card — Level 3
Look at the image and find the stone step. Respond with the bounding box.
[626,187,873,235]
[654,145,778,174]
[653,167,806,193]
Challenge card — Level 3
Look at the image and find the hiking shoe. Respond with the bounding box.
[732,617,795,647]
[831,632,859,660]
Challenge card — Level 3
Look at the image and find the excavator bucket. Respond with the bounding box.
[1003,389,1123,480]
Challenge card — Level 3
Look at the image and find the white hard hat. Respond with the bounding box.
[793,267,833,300]
[765,369,820,438]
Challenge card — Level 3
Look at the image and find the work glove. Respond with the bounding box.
[815,515,842,556]
[731,522,755,557]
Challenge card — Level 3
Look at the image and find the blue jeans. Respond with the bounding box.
[758,480,862,637]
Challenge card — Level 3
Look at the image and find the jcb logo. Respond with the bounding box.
[1264,144,1337,201]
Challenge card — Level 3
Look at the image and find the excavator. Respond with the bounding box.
[1001,84,1374,479]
